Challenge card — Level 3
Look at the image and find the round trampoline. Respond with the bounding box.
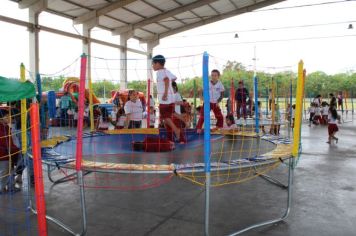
[41,129,293,189]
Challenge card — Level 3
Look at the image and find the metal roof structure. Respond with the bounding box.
[14,0,285,42]
[4,0,284,88]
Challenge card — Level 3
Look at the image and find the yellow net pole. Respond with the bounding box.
[20,63,27,154]
[292,60,305,157]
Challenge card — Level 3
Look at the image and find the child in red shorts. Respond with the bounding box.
[327,107,339,144]
[152,55,184,143]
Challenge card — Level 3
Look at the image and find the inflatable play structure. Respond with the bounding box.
[58,77,100,104]
[108,89,146,107]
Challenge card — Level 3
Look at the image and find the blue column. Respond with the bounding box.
[202,52,211,173]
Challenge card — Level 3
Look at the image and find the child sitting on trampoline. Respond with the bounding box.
[224,114,238,131]
[97,107,114,130]
[327,107,339,144]
[149,107,156,128]
[115,108,126,129]
[132,137,175,152]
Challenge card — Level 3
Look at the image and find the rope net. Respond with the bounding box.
[0,78,33,235]
[39,53,296,190]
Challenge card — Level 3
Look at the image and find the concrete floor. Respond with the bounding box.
[1,116,356,236]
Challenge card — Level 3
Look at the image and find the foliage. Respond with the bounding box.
[40,61,356,100]
[41,76,66,92]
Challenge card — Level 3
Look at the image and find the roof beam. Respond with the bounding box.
[112,0,219,35]
[141,0,285,42]
[19,0,47,11]
[74,0,137,25]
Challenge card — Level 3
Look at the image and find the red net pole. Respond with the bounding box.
[231,78,235,114]
[30,102,48,236]
[75,54,87,171]
[147,78,151,127]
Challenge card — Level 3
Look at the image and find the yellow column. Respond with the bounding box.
[20,63,27,154]
[292,61,305,157]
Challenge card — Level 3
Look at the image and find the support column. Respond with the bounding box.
[119,34,129,90]
[146,40,159,96]
[82,19,96,131]
[26,0,47,78]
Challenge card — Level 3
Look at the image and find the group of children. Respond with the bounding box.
[308,94,340,144]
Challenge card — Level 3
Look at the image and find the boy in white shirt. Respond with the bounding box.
[152,55,184,143]
[196,69,225,133]
[321,102,329,125]
[124,90,143,129]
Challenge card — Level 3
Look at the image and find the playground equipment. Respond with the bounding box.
[24,53,304,236]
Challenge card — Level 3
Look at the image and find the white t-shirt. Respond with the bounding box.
[124,100,143,121]
[150,97,155,108]
[321,106,329,116]
[110,110,117,122]
[223,123,238,130]
[156,69,176,104]
[314,107,321,116]
[209,80,225,103]
[328,112,337,124]
[150,112,156,126]
[84,107,89,117]
[174,92,183,114]
[309,107,315,113]
[116,115,126,127]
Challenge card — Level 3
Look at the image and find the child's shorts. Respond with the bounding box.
[328,124,339,135]
[159,103,175,119]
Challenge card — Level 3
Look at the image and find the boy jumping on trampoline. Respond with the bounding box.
[152,55,184,143]
[196,69,225,133]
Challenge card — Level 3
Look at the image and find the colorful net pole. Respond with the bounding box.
[202,51,211,236]
[88,76,95,132]
[193,79,197,127]
[147,78,151,127]
[265,87,269,116]
[30,102,48,236]
[293,61,305,157]
[344,90,348,112]
[75,54,88,171]
[20,63,27,154]
[351,90,354,114]
[230,78,235,114]
[271,77,275,128]
[253,74,259,133]
[289,78,293,138]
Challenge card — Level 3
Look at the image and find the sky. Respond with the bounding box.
[0,0,356,83]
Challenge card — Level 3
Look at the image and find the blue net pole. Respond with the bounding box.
[254,75,259,134]
[36,73,45,131]
[202,51,211,173]
[202,51,211,236]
